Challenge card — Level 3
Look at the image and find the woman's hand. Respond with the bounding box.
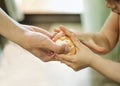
[0,8,69,62]
[16,25,69,62]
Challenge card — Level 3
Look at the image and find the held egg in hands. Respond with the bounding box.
[55,36,76,55]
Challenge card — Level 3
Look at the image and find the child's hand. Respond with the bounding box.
[58,25,106,54]
[52,26,76,55]
[52,28,65,41]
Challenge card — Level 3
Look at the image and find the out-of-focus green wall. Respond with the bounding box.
[81,0,110,32]
[81,0,120,86]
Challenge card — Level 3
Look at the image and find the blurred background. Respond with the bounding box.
[0,0,120,86]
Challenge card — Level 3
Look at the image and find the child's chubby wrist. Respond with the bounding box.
[89,53,100,67]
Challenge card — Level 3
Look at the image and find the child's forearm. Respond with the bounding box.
[90,54,120,83]
[80,32,112,53]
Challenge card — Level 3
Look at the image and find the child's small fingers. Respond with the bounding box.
[56,54,73,62]
[59,25,73,37]
[54,28,61,33]
[52,32,65,41]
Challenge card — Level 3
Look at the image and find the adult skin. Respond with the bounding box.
[0,8,68,62]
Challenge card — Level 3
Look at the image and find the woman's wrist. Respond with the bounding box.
[11,25,29,46]
[0,8,29,46]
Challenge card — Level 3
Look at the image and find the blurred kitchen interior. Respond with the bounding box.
[0,0,120,86]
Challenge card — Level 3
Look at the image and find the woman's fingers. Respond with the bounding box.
[23,25,52,38]
[32,26,52,38]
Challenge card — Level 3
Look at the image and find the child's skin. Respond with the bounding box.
[53,0,120,83]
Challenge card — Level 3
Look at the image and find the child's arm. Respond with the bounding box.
[55,12,119,54]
